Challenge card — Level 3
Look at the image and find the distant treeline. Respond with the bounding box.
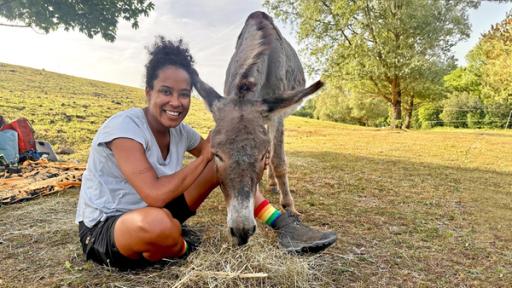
[264,0,512,129]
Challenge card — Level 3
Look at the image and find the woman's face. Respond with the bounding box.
[146,65,192,129]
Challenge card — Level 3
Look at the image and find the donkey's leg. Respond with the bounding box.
[267,165,279,193]
[266,121,278,193]
[269,116,299,215]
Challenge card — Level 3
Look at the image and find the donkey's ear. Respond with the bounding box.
[262,80,324,113]
[191,68,223,111]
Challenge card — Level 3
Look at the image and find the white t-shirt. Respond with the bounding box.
[75,108,201,227]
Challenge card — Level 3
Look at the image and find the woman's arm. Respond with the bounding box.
[188,136,209,158]
[109,136,212,207]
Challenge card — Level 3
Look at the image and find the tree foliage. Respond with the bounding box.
[0,0,155,41]
[440,92,484,128]
[476,15,512,105]
[264,0,481,128]
[417,103,443,129]
[442,11,512,128]
[312,85,388,126]
[443,67,481,94]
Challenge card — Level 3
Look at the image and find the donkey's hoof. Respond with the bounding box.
[284,206,302,217]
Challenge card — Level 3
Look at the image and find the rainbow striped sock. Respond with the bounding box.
[254,199,282,227]
[180,239,189,256]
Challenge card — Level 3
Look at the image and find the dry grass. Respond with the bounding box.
[0,188,344,288]
[1,63,512,287]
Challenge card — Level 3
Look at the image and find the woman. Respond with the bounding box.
[76,36,336,270]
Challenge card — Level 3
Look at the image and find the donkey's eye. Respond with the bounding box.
[239,84,250,93]
[214,153,224,162]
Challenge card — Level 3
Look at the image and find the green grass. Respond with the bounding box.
[1,62,511,287]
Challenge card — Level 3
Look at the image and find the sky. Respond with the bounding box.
[0,1,511,91]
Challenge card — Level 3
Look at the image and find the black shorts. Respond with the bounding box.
[78,194,196,270]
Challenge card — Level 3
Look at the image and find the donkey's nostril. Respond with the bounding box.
[229,226,254,246]
[237,235,249,246]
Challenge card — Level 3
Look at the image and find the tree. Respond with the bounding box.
[443,67,481,94]
[417,103,443,128]
[401,58,456,128]
[263,0,490,128]
[312,85,388,126]
[0,0,154,42]
[442,12,512,128]
[313,86,353,123]
[293,97,317,118]
[440,92,484,128]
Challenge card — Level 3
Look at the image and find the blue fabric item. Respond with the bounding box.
[19,150,43,163]
[0,129,19,164]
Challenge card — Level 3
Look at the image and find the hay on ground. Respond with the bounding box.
[0,159,84,205]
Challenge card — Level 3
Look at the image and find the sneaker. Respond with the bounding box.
[272,212,337,253]
[181,223,202,255]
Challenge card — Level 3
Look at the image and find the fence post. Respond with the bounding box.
[506,110,512,130]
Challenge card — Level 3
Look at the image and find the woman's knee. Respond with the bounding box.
[114,207,185,260]
[142,208,181,239]
[131,208,182,245]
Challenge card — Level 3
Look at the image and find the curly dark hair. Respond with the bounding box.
[145,36,195,89]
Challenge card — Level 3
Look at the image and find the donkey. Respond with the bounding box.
[192,11,323,245]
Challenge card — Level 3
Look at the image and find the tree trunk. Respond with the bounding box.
[390,76,402,128]
[404,96,414,129]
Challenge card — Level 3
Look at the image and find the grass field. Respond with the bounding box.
[1,62,512,287]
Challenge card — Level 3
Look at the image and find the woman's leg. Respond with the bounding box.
[113,159,219,262]
[114,207,185,261]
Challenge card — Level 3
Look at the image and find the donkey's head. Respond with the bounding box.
[192,69,323,245]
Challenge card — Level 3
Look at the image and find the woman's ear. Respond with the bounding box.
[145,87,151,102]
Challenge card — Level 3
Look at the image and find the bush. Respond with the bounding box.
[312,87,388,127]
[417,103,443,128]
[483,100,512,128]
[467,110,485,128]
[440,92,483,128]
[293,98,316,118]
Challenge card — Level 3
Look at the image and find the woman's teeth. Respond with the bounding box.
[165,111,180,117]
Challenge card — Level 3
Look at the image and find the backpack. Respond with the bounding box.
[0,129,19,164]
[0,117,36,154]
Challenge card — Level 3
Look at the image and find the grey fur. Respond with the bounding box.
[192,11,323,244]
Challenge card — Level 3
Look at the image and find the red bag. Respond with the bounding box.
[0,118,36,153]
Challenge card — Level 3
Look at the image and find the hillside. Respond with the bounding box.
[1,62,512,287]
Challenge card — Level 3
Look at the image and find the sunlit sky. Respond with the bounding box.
[1,1,511,91]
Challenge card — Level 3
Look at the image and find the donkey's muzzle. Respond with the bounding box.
[230,225,256,246]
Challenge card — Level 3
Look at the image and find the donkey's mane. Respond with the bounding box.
[233,12,275,98]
